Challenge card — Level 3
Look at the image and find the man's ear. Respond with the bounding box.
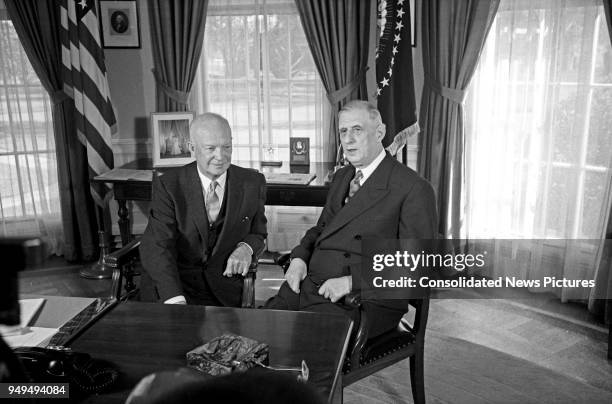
[188,141,195,154]
[376,123,386,142]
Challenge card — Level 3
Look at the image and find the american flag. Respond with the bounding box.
[60,0,116,206]
[376,0,418,157]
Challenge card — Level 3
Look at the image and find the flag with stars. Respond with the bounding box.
[60,0,116,206]
[376,0,418,155]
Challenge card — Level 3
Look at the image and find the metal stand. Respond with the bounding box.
[80,230,113,279]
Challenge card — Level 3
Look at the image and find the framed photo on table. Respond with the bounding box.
[151,112,195,167]
[99,0,141,48]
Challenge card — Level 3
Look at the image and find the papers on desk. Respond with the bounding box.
[0,298,58,348]
[2,327,58,348]
[264,172,316,185]
[95,168,152,182]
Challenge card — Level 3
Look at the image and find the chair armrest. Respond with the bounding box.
[275,252,291,273]
[248,260,257,273]
[103,239,141,268]
[344,291,362,308]
[348,298,369,367]
[104,239,140,301]
[241,247,263,308]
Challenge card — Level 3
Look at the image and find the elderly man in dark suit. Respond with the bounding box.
[140,113,267,307]
[265,100,437,338]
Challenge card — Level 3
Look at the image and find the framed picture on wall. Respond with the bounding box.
[151,112,196,167]
[99,0,141,48]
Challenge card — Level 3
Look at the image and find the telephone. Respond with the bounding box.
[13,346,119,394]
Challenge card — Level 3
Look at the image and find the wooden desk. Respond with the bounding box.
[94,161,333,245]
[69,302,352,403]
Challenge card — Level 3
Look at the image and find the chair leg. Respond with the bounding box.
[409,350,425,404]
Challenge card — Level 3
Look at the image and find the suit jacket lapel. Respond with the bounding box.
[185,162,210,245]
[330,166,355,211]
[212,165,243,256]
[318,156,393,242]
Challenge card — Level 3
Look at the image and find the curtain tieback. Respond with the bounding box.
[327,66,368,106]
[425,77,466,105]
[51,90,69,105]
[152,69,190,105]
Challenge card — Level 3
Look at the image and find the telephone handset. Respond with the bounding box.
[13,346,118,394]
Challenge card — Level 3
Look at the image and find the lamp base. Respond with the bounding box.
[80,230,112,279]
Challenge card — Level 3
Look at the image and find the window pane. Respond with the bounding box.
[543,167,575,237]
[550,86,581,164]
[594,10,612,83]
[0,155,21,217]
[581,171,608,237]
[556,6,590,83]
[587,87,612,167]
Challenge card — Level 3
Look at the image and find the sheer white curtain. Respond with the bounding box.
[189,0,332,163]
[0,11,63,255]
[465,0,612,301]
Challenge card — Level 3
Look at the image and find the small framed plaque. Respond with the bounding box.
[290,137,310,166]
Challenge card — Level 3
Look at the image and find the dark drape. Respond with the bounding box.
[5,0,99,261]
[418,0,499,238]
[589,0,612,332]
[148,0,208,112]
[295,0,371,159]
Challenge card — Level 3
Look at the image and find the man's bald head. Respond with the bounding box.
[190,113,231,142]
[190,113,233,180]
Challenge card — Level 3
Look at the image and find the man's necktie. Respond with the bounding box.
[206,181,220,222]
[344,170,363,204]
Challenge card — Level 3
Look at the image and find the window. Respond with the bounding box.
[0,9,62,253]
[190,0,332,163]
[465,0,612,240]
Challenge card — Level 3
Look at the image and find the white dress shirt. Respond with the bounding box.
[357,149,386,186]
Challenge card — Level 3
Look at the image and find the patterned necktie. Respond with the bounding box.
[344,170,363,204]
[206,180,220,222]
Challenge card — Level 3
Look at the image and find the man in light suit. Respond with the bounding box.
[265,101,437,338]
[140,113,267,307]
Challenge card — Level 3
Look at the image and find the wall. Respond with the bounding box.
[106,0,155,165]
[105,0,155,236]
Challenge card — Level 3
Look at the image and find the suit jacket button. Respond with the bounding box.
[354,235,362,240]
[344,252,351,258]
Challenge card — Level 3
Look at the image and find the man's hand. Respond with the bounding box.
[223,244,253,277]
[318,276,352,303]
[285,258,307,293]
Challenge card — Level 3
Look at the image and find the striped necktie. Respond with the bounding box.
[344,170,363,204]
[206,180,220,222]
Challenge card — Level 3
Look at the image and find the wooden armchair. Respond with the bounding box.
[276,253,429,404]
[342,294,429,404]
[104,240,259,308]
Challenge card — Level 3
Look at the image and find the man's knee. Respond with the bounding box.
[263,282,300,310]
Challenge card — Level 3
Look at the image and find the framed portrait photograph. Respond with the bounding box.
[99,0,140,48]
[151,112,195,168]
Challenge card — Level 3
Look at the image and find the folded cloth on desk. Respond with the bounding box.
[263,172,315,185]
[186,333,269,376]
